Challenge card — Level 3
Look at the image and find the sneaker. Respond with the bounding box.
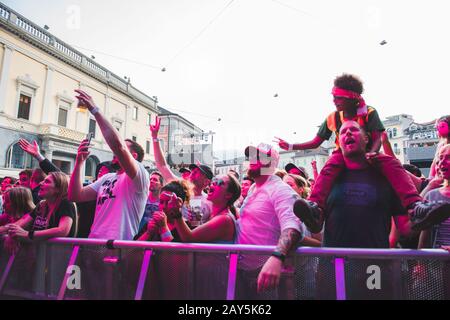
[293,198,324,234]
[410,201,450,231]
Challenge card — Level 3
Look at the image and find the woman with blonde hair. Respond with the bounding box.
[283,173,311,199]
[4,172,77,253]
[0,187,35,234]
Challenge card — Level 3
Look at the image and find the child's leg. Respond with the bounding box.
[371,153,422,209]
[308,150,345,210]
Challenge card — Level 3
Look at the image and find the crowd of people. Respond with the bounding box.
[1,74,450,299]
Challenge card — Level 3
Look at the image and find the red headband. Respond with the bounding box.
[332,87,367,114]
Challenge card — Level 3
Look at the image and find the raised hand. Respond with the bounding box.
[165,193,183,219]
[18,139,41,159]
[311,159,317,168]
[273,137,291,151]
[152,211,168,228]
[76,139,91,164]
[149,116,161,139]
[74,89,96,111]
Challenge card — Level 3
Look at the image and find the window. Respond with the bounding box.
[89,119,96,138]
[146,113,152,126]
[132,136,137,142]
[132,106,138,120]
[84,156,99,182]
[17,94,31,120]
[393,128,397,137]
[58,107,68,127]
[6,142,33,169]
[146,140,150,154]
[113,120,122,132]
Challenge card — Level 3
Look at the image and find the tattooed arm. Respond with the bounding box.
[257,228,301,293]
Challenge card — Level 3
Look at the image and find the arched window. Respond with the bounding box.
[393,128,398,137]
[85,156,99,182]
[6,141,33,169]
[387,129,393,139]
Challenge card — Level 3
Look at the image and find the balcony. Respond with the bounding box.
[0,239,449,300]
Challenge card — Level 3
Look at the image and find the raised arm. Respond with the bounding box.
[173,214,234,243]
[75,89,138,179]
[149,116,177,182]
[18,139,59,174]
[68,139,98,202]
[275,135,325,151]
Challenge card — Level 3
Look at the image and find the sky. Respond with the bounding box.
[3,0,450,160]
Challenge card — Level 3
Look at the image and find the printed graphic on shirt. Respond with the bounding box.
[339,183,377,207]
[97,177,118,206]
[33,215,49,230]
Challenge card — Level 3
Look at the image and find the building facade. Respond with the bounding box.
[159,107,214,170]
[278,147,329,179]
[382,114,414,164]
[0,3,161,180]
[404,121,439,177]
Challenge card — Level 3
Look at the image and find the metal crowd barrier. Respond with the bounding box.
[0,238,449,300]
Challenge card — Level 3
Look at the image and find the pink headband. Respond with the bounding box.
[332,87,367,116]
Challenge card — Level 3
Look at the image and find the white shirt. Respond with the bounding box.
[237,175,304,270]
[88,161,149,240]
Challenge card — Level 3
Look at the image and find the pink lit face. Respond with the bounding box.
[38,175,57,199]
[189,168,209,188]
[436,120,449,138]
[333,95,357,112]
[283,175,304,196]
[241,180,253,198]
[149,173,163,193]
[181,171,191,180]
[339,121,367,157]
[438,147,450,180]
[207,175,231,204]
[288,168,302,176]
[18,173,31,189]
[97,166,110,180]
[1,178,13,193]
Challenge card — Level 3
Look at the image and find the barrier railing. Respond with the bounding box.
[0,238,449,300]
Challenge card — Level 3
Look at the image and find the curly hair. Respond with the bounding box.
[334,73,364,95]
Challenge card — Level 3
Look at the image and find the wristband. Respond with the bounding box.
[271,251,286,263]
[90,106,100,115]
[160,230,173,242]
[152,138,160,143]
[28,230,35,240]
[36,154,45,162]
[288,144,294,151]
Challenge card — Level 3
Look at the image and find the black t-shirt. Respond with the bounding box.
[323,168,405,248]
[30,199,77,237]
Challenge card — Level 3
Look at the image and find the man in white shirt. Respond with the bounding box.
[237,143,304,299]
[68,90,149,240]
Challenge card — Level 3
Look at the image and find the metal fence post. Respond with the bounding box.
[334,257,346,300]
[0,254,16,293]
[226,253,239,300]
[134,249,153,300]
[57,245,80,300]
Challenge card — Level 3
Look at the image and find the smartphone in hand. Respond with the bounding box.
[86,132,93,145]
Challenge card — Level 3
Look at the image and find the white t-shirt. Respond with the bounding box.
[237,175,304,270]
[88,161,149,240]
[184,192,212,227]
